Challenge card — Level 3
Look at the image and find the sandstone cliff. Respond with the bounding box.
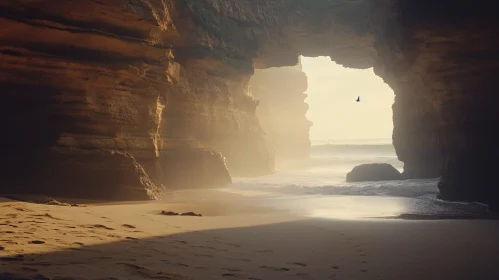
[0,0,269,199]
[374,1,499,208]
[1,0,498,209]
[250,62,311,160]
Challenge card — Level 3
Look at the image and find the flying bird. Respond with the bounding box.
[356,96,360,102]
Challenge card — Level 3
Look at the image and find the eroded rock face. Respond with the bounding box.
[0,0,268,198]
[374,1,499,208]
[251,62,311,160]
[346,163,402,182]
[1,0,498,207]
[15,149,163,201]
[155,149,232,190]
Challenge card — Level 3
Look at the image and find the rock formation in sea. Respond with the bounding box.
[250,61,312,160]
[346,163,402,182]
[1,1,498,209]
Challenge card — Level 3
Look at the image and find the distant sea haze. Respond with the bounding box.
[231,140,422,198]
[311,138,393,146]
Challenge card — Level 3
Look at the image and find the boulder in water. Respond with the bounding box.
[346,163,402,182]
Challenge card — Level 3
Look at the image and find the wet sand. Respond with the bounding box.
[1,191,499,280]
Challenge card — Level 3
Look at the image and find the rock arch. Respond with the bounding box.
[1,0,498,208]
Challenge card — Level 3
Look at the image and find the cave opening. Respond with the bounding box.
[250,56,402,174]
[301,56,403,173]
[239,56,440,218]
[302,57,394,146]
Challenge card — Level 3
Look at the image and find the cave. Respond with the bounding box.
[0,1,498,209]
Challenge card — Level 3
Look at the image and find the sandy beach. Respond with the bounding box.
[1,191,499,280]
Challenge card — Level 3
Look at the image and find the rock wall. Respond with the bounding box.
[155,149,232,190]
[0,0,269,199]
[374,1,499,208]
[250,62,311,160]
[29,150,164,200]
[1,0,498,208]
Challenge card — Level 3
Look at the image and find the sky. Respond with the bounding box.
[301,56,394,144]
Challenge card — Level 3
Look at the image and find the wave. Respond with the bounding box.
[311,143,396,153]
[230,142,438,201]
[230,178,439,198]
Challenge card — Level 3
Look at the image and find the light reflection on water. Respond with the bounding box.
[250,195,409,220]
[221,190,492,220]
[306,196,408,219]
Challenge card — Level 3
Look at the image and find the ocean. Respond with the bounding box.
[224,141,491,219]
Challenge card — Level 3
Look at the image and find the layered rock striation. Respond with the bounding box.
[1,0,498,208]
[0,0,267,198]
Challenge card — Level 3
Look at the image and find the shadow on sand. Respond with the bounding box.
[2,215,499,280]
